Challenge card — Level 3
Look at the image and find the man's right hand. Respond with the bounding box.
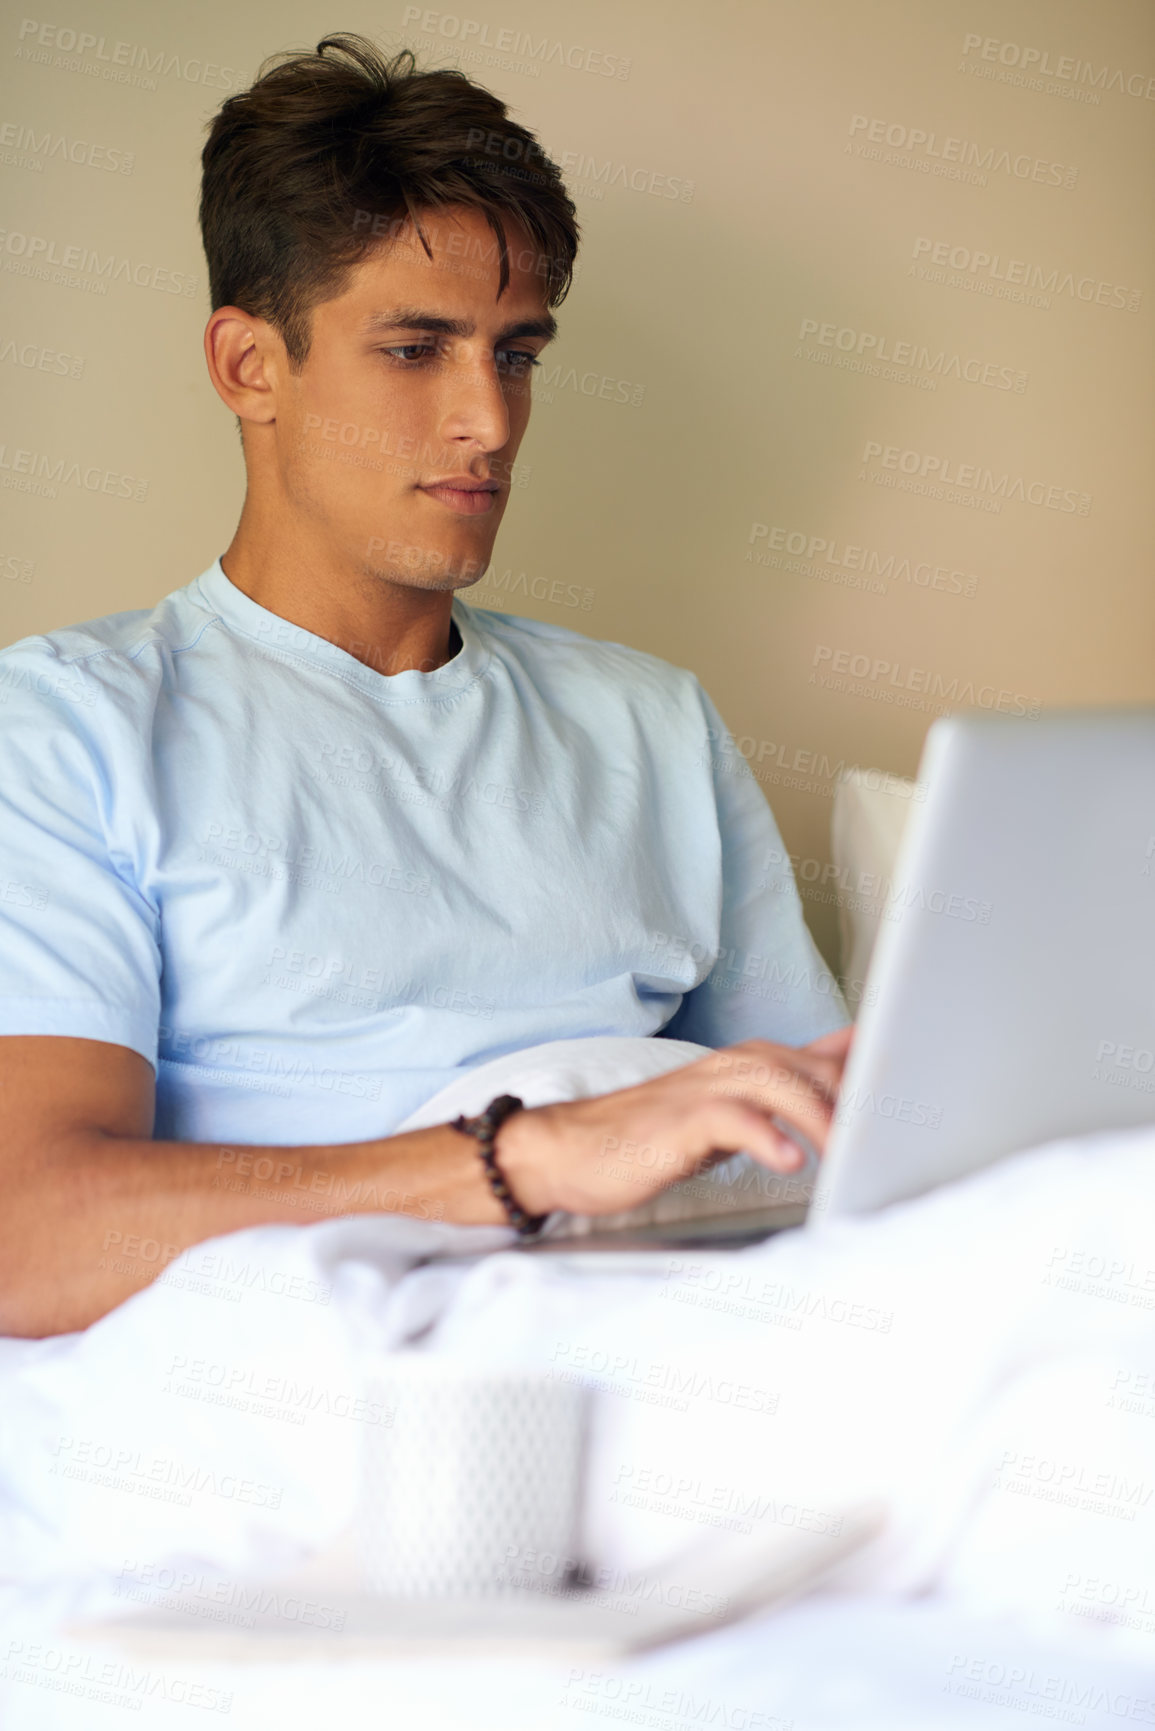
[496,1029,853,1218]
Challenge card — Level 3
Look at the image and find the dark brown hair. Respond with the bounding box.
[200,33,579,367]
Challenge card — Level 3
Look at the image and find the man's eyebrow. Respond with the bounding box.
[360,308,558,343]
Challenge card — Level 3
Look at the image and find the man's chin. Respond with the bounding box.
[360,528,497,591]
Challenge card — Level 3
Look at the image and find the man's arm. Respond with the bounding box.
[0,1036,512,1338]
[0,1030,850,1338]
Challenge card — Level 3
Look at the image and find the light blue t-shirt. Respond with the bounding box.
[0,558,847,1145]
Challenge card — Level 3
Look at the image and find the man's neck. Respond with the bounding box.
[219,530,461,678]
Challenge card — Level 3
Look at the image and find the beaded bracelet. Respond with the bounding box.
[450,1093,550,1238]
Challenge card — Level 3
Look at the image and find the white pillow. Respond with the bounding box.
[830,767,921,1003]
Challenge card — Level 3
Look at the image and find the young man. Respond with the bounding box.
[0,36,849,1337]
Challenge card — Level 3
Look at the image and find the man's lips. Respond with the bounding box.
[418,478,501,516]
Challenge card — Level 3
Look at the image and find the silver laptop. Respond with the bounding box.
[524,707,1155,1252]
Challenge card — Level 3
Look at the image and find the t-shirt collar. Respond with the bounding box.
[191,557,489,704]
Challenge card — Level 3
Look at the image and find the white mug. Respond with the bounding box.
[359,1356,589,1598]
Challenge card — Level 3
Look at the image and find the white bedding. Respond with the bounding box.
[1,1034,1153,1728]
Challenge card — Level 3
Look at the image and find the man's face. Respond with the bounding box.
[274,205,556,591]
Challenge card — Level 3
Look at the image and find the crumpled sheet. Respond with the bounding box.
[0,1035,1151,1689]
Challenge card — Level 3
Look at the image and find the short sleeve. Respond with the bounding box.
[660,683,849,1048]
[0,647,162,1067]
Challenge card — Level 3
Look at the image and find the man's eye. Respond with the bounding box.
[496,349,541,374]
[381,344,441,364]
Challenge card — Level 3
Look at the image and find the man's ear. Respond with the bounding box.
[203,306,281,428]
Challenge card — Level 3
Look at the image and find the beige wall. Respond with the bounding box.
[3,0,1153,969]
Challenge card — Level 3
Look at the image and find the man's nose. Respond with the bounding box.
[437,349,512,453]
